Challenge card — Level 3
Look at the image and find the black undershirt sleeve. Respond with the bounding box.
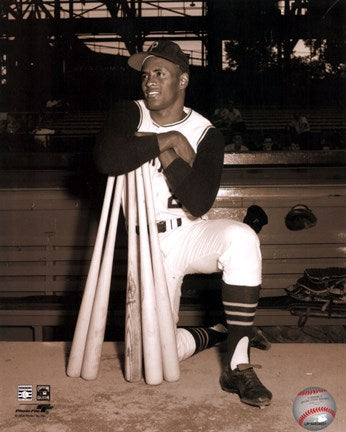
[163,128,225,217]
[94,100,225,218]
[94,100,160,175]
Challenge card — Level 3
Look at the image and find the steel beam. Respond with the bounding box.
[0,15,343,40]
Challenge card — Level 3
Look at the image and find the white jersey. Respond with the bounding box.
[134,99,213,222]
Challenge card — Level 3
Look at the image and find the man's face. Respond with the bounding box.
[234,134,242,148]
[263,137,273,150]
[141,56,187,113]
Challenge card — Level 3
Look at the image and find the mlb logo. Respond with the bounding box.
[18,385,32,402]
[37,385,50,401]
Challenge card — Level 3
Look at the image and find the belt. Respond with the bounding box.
[136,218,182,235]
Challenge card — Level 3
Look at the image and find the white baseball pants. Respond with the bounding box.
[158,218,262,360]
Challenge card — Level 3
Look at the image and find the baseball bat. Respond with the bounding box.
[124,170,143,382]
[142,163,180,382]
[67,175,115,378]
[141,163,180,382]
[81,174,125,381]
[135,166,163,385]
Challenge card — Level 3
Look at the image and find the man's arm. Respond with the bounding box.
[136,130,196,167]
[94,100,161,175]
[163,127,225,217]
[95,100,198,175]
[94,101,225,217]
[136,127,224,217]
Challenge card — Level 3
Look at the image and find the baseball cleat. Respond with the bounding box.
[207,323,228,346]
[250,329,271,351]
[220,364,272,407]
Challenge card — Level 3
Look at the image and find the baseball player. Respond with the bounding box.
[94,40,272,407]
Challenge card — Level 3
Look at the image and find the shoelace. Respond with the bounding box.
[237,363,262,371]
[239,367,267,393]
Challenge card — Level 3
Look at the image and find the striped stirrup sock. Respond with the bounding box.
[184,324,227,355]
[222,282,260,370]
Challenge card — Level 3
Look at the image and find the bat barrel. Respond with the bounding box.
[141,163,180,382]
[66,176,115,378]
[124,170,143,382]
[135,166,163,385]
[68,161,180,386]
[81,175,124,381]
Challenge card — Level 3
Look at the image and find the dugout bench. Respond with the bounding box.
[0,150,346,341]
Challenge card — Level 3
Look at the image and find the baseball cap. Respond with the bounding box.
[128,40,189,73]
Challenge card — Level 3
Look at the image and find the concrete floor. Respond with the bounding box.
[1,341,345,432]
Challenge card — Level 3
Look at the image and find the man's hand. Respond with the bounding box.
[135,130,195,167]
[157,131,195,166]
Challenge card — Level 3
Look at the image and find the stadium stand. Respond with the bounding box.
[240,107,346,133]
[5,107,345,140]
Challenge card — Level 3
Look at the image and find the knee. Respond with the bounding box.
[224,221,260,249]
[219,222,262,286]
[219,221,262,268]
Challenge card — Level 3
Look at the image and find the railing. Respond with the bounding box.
[82,41,205,66]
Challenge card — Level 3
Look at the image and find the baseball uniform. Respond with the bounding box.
[95,99,262,359]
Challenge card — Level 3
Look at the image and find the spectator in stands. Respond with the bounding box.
[228,100,246,134]
[33,113,55,148]
[213,99,246,135]
[319,131,331,150]
[288,112,311,150]
[213,102,229,128]
[46,99,62,110]
[261,135,274,151]
[319,131,342,150]
[288,141,301,151]
[0,112,7,135]
[224,133,249,152]
[259,135,283,151]
[6,114,21,135]
[3,113,36,150]
[33,127,55,148]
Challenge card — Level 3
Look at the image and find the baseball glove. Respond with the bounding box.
[285,267,346,326]
[285,204,317,231]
